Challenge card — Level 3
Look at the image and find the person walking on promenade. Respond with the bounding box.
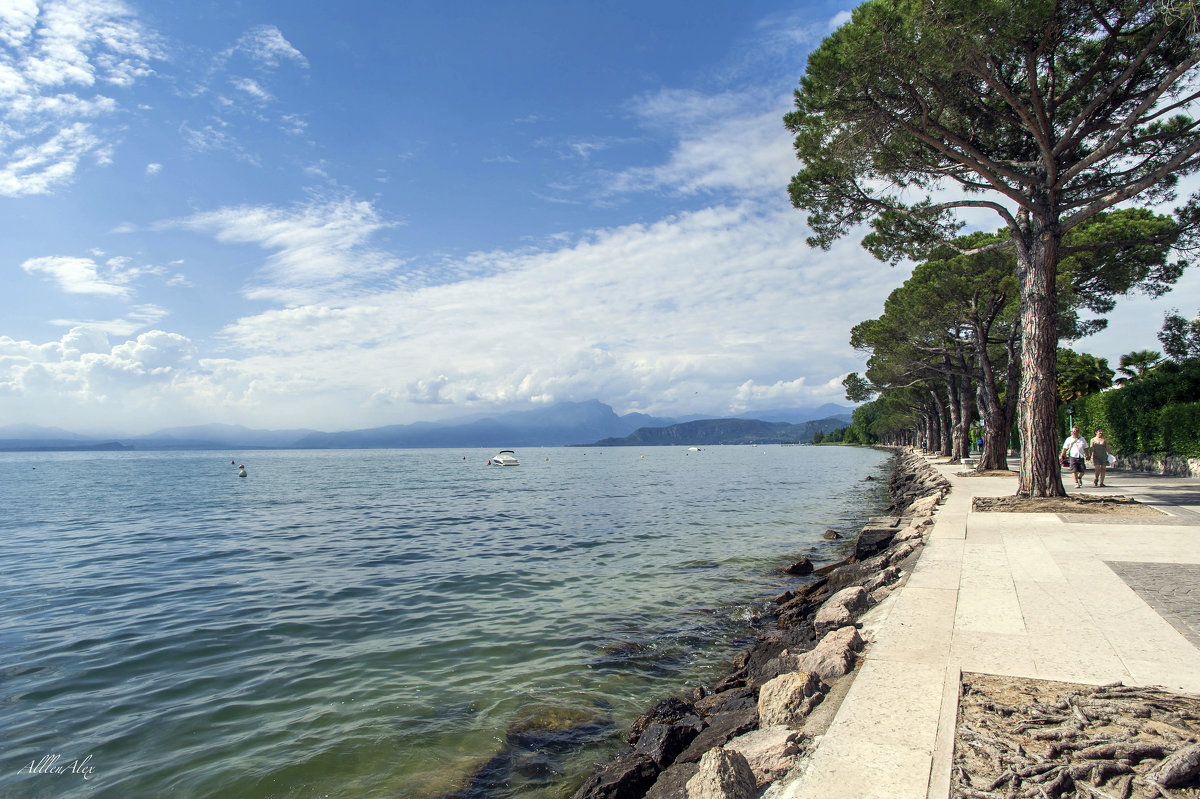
[1061,426,1088,488]
[1090,428,1111,486]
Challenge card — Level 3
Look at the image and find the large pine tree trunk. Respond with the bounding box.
[955,373,974,461]
[946,379,964,460]
[1016,229,1066,497]
[935,392,952,457]
[921,405,939,452]
[976,327,1015,471]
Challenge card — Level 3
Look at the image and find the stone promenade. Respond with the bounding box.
[769,459,1200,799]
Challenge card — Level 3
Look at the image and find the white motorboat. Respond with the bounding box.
[491,450,520,466]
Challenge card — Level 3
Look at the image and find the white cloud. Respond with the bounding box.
[279,113,306,135]
[173,196,405,304]
[2,195,906,432]
[49,304,170,336]
[180,24,308,160]
[0,327,197,415]
[196,200,906,425]
[179,122,260,164]
[21,251,180,304]
[144,161,161,175]
[0,0,163,195]
[21,254,132,297]
[829,10,853,29]
[230,76,272,102]
[732,377,812,407]
[222,25,307,70]
[596,85,799,201]
[0,121,104,195]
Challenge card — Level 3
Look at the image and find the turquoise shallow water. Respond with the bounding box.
[0,445,890,798]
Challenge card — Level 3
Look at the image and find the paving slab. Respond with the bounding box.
[776,456,1200,799]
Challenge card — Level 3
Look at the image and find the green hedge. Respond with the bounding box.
[1059,359,1200,458]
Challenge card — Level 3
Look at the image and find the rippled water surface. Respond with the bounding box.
[0,445,890,798]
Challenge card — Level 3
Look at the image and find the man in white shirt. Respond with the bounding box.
[1061,426,1088,488]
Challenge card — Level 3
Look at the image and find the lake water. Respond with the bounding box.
[0,445,891,798]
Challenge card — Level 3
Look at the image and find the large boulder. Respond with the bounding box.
[684,748,757,799]
[676,706,759,764]
[635,716,704,767]
[694,687,755,717]
[823,559,881,592]
[724,725,804,787]
[907,493,943,516]
[783,557,813,575]
[795,626,863,682]
[629,697,696,743]
[644,760,701,799]
[570,752,660,799]
[862,566,900,594]
[757,671,825,728]
[853,526,898,560]
[813,586,868,637]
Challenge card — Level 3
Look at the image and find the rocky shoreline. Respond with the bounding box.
[565,448,952,799]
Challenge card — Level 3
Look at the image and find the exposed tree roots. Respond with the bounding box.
[953,674,1200,799]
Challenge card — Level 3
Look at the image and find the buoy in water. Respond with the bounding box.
[238,466,247,477]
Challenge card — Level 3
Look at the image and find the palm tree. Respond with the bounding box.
[1114,350,1162,385]
[1057,349,1114,403]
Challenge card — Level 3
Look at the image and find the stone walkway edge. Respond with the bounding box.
[767,455,1200,799]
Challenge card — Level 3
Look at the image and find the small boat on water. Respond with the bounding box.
[491,450,520,466]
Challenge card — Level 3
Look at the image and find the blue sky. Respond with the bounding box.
[2,0,1196,434]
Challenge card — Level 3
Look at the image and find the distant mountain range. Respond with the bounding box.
[588,416,851,447]
[0,400,855,451]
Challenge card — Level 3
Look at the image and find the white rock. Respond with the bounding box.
[724,725,803,787]
[814,586,867,637]
[685,746,758,799]
[795,626,863,681]
[758,671,825,728]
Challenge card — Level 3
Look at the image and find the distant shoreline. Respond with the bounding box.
[0,442,133,452]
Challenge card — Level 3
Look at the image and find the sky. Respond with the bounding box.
[2,0,1198,435]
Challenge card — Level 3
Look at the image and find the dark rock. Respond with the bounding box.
[776,597,813,629]
[676,706,759,764]
[777,621,818,652]
[634,716,704,766]
[701,695,756,717]
[694,687,755,716]
[783,557,813,575]
[711,668,748,693]
[853,526,897,560]
[628,697,695,744]
[813,556,851,575]
[644,760,701,799]
[797,576,829,598]
[823,529,842,539]
[772,589,795,604]
[824,561,876,593]
[570,752,661,799]
[449,710,615,798]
